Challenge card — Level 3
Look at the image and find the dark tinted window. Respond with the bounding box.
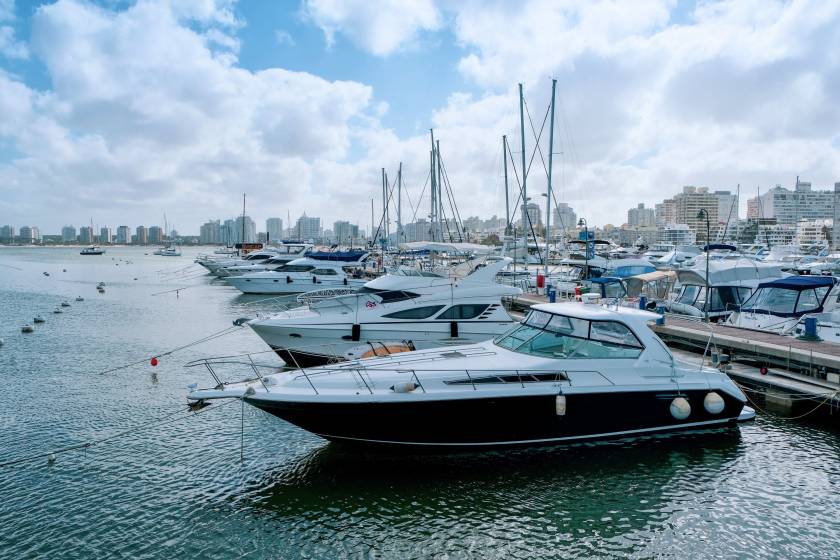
[278,265,315,272]
[312,268,338,275]
[437,304,491,320]
[383,305,445,320]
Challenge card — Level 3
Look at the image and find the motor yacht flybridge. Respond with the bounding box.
[225,250,370,294]
[247,256,522,367]
[188,301,753,448]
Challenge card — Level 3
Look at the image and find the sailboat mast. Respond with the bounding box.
[436,140,443,242]
[503,135,510,235]
[518,83,529,241]
[241,193,246,247]
[545,78,557,280]
[397,162,403,242]
[429,129,438,242]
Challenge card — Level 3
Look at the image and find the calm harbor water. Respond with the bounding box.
[1,246,840,559]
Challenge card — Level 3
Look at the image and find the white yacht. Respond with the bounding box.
[80,246,105,255]
[725,276,839,334]
[247,257,522,367]
[197,248,275,275]
[225,251,370,295]
[154,244,181,257]
[668,253,787,320]
[200,243,312,276]
[188,302,753,448]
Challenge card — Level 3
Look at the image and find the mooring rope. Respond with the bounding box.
[0,399,238,468]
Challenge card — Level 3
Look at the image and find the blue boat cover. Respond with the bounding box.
[757,276,836,290]
[304,250,368,262]
[590,277,623,284]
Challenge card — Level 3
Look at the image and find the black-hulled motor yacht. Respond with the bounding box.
[188,302,753,448]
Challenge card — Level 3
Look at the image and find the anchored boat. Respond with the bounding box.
[188,302,753,448]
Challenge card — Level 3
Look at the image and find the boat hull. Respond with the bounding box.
[251,322,515,367]
[245,389,746,448]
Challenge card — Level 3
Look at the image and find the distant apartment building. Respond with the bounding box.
[266,218,283,243]
[333,220,359,244]
[0,225,14,243]
[796,219,832,246]
[403,219,432,242]
[657,223,695,246]
[655,198,676,227]
[61,225,77,243]
[295,214,320,241]
[199,220,221,244]
[148,226,163,244]
[100,227,112,244]
[18,226,40,244]
[520,202,542,230]
[758,180,840,225]
[116,226,131,244]
[136,225,148,245]
[746,197,760,219]
[627,203,655,228]
[79,226,95,244]
[673,186,719,238]
[553,203,577,231]
[714,190,739,224]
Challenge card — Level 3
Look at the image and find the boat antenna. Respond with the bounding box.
[241,193,246,247]
[503,135,511,235]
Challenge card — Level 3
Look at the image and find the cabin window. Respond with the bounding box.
[437,304,491,320]
[524,310,552,328]
[795,289,821,313]
[495,316,644,359]
[677,285,701,306]
[277,265,315,272]
[312,268,338,276]
[382,305,445,320]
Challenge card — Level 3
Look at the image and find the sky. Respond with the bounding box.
[1,0,840,235]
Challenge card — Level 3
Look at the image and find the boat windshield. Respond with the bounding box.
[740,286,830,315]
[494,310,644,359]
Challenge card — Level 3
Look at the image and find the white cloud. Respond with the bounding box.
[302,0,441,56]
[274,29,294,46]
[0,0,15,22]
[0,25,27,58]
[0,0,381,230]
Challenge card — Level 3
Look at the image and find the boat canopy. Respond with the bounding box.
[677,257,784,286]
[756,276,836,290]
[304,250,369,262]
[703,244,737,252]
[398,241,494,255]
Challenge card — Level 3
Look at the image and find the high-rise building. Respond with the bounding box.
[79,226,94,244]
[296,214,321,241]
[553,203,577,231]
[673,186,719,241]
[61,225,77,243]
[795,219,832,245]
[403,219,432,242]
[136,225,148,245]
[714,190,739,224]
[100,227,112,244]
[655,198,677,227]
[199,220,221,244]
[148,226,163,244]
[657,223,695,245]
[758,179,840,225]
[333,220,359,244]
[520,202,542,230]
[627,203,655,227]
[266,218,283,243]
[746,197,760,219]
[18,226,40,244]
[0,225,14,243]
[116,226,131,244]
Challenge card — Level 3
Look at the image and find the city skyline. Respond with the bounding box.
[2,1,839,233]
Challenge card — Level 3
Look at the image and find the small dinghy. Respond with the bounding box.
[53,308,63,314]
[43,272,50,276]
[34,316,45,324]
[75,296,84,302]
[21,325,35,333]
[61,301,71,307]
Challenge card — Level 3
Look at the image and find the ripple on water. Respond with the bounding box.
[2,247,840,558]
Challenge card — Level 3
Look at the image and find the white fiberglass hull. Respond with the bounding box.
[227,276,366,294]
[249,320,514,366]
